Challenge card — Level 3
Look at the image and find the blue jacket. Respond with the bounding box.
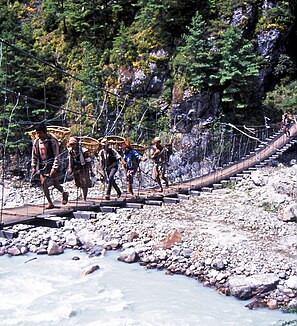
[122,149,141,169]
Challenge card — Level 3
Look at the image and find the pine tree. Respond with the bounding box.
[209,26,260,110]
[173,12,213,91]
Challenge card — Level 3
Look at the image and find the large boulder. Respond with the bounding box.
[227,274,279,300]
[282,204,297,222]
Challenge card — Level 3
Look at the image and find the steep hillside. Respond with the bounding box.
[0,0,296,146]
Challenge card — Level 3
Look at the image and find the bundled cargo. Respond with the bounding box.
[75,136,100,157]
[98,135,125,151]
[28,125,70,147]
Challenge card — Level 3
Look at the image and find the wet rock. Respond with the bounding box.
[83,265,100,275]
[7,246,21,256]
[65,233,79,246]
[20,246,28,254]
[267,299,278,310]
[227,274,279,300]
[72,256,80,261]
[47,240,64,255]
[118,247,139,263]
[36,248,47,255]
[246,299,267,310]
[103,239,119,250]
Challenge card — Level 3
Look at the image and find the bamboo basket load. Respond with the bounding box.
[98,135,125,151]
[28,125,70,147]
[74,136,100,157]
[131,144,146,155]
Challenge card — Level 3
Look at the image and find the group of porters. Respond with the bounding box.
[29,123,172,209]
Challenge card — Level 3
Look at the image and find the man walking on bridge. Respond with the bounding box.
[31,123,68,209]
[151,137,169,192]
[282,113,291,137]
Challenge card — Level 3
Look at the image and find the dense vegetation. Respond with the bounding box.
[0,0,296,150]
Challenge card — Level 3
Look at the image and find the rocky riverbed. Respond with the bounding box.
[0,164,297,313]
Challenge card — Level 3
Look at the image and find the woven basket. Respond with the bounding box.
[131,144,146,155]
[47,126,70,143]
[98,135,125,151]
[28,125,70,147]
[77,136,100,157]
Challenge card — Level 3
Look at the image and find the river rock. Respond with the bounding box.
[47,240,64,255]
[282,204,297,222]
[227,274,279,300]
[118,247,139,263]
[7,246,21,256]
[267,299,278,310]
[162,230,183,249]
[104,239,119,249]
[65,233,79,246]
[83,265,100,275]
[285,276,297,290]
[287,298,297,309]
[212,259,226,271]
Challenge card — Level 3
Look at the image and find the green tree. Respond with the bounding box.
[273,54,296,79]
[42,0,60,32]
[263,79,297,119]
[110,22,137,66]
[173,11,213,91]
[209,26,260,110]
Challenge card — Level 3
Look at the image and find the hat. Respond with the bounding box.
[68,137,78,145]
[100,137,108,145]
[153,137,161,143]
[123,140,131,148]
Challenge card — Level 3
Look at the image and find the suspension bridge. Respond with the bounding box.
[1,38,296,238]
[0,121,296,239]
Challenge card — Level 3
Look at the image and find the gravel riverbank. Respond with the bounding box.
[1,165,297,312]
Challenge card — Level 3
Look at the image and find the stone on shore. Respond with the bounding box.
[47,240,64,255]
[118,247,139,263]
[285,276,297,290]
[7,246,21,256]
[162,230,183,249]
[282,203,297,222]
[227,274,279,300]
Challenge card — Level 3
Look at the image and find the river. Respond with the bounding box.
[0,249,295,326]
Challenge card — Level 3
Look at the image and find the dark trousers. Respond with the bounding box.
[106,166,121,196]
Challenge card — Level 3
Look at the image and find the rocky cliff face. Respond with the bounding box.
[116,1,295,133]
